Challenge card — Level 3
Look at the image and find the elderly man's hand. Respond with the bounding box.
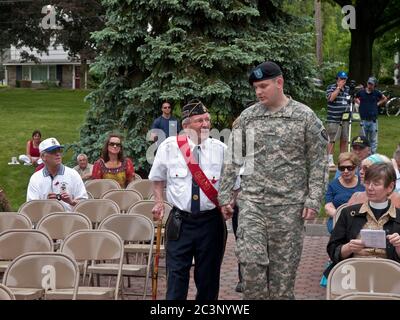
[221,204,234,221]
[302,207,317,220]
[152,202,164,221]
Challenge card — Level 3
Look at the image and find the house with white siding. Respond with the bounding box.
[3,43,86,89]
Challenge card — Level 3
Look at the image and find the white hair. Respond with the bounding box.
[77,153,88,161]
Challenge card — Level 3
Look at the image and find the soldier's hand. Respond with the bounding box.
[302,207,317,220]
[221,205,234,220]
[152,202,164,221]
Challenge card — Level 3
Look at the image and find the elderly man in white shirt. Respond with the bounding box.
[149,99,227,300]
[27,137,88,211]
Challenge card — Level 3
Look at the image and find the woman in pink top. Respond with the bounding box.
[19,130,43,166]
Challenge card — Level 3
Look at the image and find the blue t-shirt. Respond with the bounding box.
[151,116,182,140]
[325,177,365,208]
[355,89,383,120]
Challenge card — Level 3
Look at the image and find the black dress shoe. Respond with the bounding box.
[235,282,243,293]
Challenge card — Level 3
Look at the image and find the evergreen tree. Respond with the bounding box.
[74,0,317,173]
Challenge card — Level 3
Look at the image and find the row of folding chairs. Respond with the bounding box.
[85,178,154,200]
[14,198,172,226]
[0,214,155,300]
[9,199,171,261]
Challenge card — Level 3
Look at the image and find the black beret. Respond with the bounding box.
[249,61,283,85]
[182,99,208,120]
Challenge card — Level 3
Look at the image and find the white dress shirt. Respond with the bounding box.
[149,136,227,212]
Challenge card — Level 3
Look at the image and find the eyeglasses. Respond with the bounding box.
[338,165,356,172]
[163,106,171,109]
[108,142,122,148]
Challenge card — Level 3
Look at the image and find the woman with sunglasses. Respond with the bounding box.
[348,154,400,207]
[92,134,135,188]
[325,152,365,233]
[326,163,400,272]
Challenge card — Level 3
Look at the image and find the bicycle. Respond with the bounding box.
[380,87,400,116]
[386,96,400,116]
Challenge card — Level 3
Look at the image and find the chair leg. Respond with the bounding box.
[126,252,131,288]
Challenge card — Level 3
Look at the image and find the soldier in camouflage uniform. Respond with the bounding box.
[218,61,329,299]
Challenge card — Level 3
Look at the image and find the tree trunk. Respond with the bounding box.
[347,1,383,84]
[314,0,323,68]
[348,29,374,84]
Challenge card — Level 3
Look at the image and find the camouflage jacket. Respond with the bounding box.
[218,98,329,211]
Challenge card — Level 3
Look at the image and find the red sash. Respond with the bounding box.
[176,135,220,208]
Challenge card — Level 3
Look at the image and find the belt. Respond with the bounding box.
[173,207,219,219]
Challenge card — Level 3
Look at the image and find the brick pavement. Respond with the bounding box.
[121,223,329,300]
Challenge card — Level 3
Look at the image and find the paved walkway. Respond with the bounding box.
[123,222,330,300]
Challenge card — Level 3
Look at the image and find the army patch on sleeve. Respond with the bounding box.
[320,129,328,141]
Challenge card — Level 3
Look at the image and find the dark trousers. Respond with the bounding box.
[231,205,242,283]
[165,208,227,300]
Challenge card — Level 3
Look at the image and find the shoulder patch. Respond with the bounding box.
[320,128,328,142]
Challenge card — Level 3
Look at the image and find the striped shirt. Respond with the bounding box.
[326,83,350,123]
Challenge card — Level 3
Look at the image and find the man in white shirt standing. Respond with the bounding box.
[27,137,88,211]
[149,99,227,300]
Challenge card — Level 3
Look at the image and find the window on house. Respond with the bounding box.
[22,66,30,80]
[49,65,56,81]
[31,65,48,81]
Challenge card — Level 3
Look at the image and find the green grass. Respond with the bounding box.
[0,88,90,210]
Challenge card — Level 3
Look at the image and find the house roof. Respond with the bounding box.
[4,44,82,66]
[4,61,81,66]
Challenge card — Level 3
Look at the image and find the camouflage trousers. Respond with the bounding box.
[235,199,305,300]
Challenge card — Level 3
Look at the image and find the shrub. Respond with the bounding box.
[20,80,32,88]
[379,76,394,85]
[39,80,60,89]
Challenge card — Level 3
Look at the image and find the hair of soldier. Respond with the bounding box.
[338,152,360,167]
[76,153,88,162]
[393,144,400,161]
[364,162,396,191]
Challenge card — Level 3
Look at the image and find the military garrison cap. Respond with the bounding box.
[182,99,208,120]
[249,61,283,85]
